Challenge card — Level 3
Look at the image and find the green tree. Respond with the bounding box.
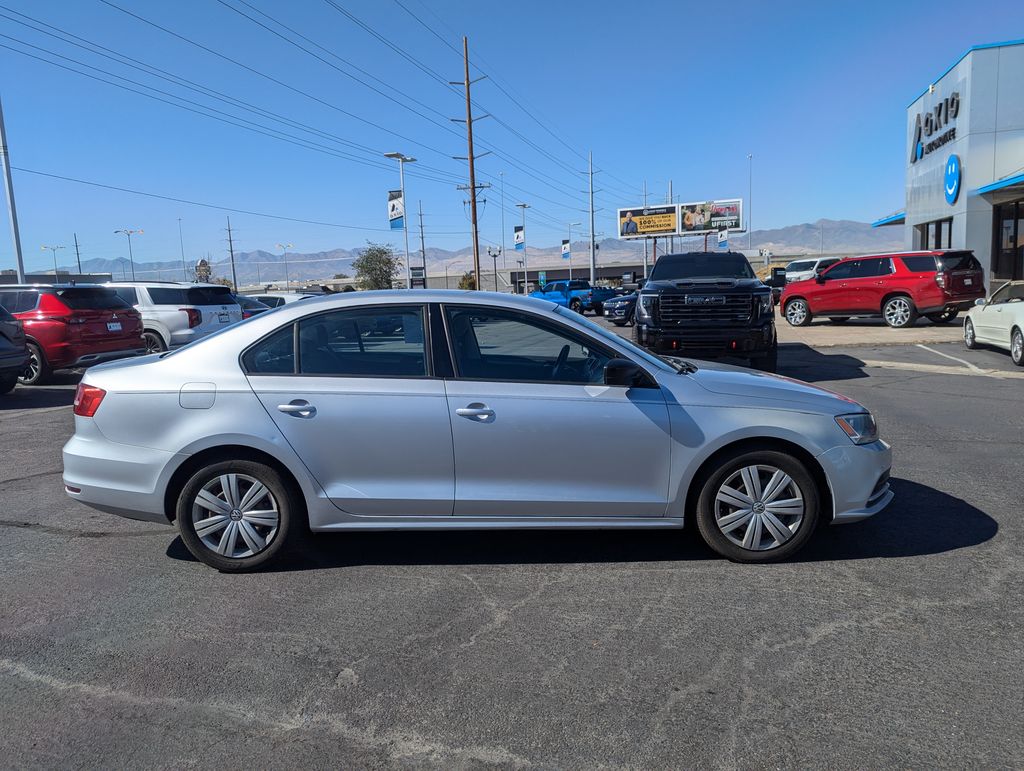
[352,242,401,290]
[457,271,476,290]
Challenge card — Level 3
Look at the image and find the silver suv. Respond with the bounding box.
[106,282,243,353]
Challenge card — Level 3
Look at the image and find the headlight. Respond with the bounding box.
[758,294,773,313]
[637,294,656,319]
[835,413,878,445]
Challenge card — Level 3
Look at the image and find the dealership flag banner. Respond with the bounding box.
[514,225,525,250]
[616,205,678,239]
[561,239,570,259]
[388,190,405,230]
[718,229,728,249]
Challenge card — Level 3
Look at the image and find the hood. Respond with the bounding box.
[662,358,864,415]
[642,277,767,293]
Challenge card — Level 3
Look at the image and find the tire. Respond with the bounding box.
[18,343,51,386]
[176,459,306,572]
[694,448,820,563]
[569,298,583,314]
[751,347,778,373]
[0,374,17,394]
[828,317,850,324]
[1012,328,1024,367]
[784,299,812,327]
[593,302,604,316]
[964,318,979,350]
[882,296,918,328]
[143,330,167,354]
[926,310,958,324]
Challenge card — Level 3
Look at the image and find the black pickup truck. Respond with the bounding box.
[633,251,777,370]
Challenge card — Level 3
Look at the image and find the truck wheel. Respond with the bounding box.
[784,299,812,326]
[883,296,917,328]
[18,343,51,386]
[752,347,778,373]
[593,302,604,316]
[569,298,583,314]
[0,374,17,394]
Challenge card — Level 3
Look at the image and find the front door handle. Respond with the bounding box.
[278,399,317,418]
[455,402,495,422]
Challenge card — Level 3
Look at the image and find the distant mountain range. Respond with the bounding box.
[71,218,904,285]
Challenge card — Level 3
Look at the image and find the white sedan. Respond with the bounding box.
[964,281,1024,366]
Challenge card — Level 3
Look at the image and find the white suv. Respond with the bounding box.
[106,282,243,353]
[784,257,841,284]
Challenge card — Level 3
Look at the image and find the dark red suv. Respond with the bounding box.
[780,250,985,328]
[0,285,145,385]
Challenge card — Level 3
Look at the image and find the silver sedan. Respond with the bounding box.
[63,291,892,571]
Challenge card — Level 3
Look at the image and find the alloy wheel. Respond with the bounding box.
[190,473,279,559]
[884,297,912,327]
[714,465,805,551]
[965,319,975,347]
[19,346,41,385]
[1013,329,1023,365]
[143,332,166,354]
[785,301,807,326]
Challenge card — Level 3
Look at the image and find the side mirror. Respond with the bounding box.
[604,358,651,388]
[975,298,986,307]
[815,273,826,284]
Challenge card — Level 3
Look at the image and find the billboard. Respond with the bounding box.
[679,199,743,235]
[617,205,678,239]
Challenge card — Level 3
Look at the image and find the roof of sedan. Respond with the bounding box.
[296,289,556,311]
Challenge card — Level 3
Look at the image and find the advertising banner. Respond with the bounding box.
[717,229,728,249]
[617,205,678,239]
[561,239,570,259]
[514,225,525,250]
[679,199,743,235]
[388,190,404,230]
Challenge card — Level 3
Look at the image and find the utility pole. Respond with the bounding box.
[642,181,649,279]
[73,232,82,273]
[177,217,188,281]
[588,152,597,284]
[226,216,239,291]
[114,229,141,280]
[417,200,427,289]
[516,203,530,293]
[384,152,415,289]
[0,95,26,283]
[451,37,489,290]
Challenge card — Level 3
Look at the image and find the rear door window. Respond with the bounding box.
[148,286,235,305]
[54,288,130,310]
[849,258,892,278]
[297,306,427,377]
[900,255,937,272]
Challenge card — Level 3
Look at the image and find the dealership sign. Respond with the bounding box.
[617,205,678,239]
[617,200,742,239]
[911,91,960,164]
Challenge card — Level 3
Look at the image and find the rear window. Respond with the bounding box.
[900,255,937,272]
[54,288,130,310]
[148,286,235,306]
[0,290,38,313]
[936,252,981,272]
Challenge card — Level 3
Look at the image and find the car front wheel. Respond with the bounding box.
[176,459,305,572]
[694,448,820,562]
[1012,328,1024,367]
[882,296,917,328]
[784,299,812,326]
[964,318,979,349]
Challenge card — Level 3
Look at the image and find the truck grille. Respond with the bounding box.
[658,294,753,325]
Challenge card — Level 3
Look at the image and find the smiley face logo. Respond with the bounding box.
[944,154,961,205]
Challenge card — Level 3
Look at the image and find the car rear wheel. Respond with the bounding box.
[569,298,583,314]
[964,318,979,349]
[694,449,820,563]
[176,459,305,572]
[143,331,167,354]
[1012,328,1024,367]
[0,374,17,394]
[18,343,51,386]
[784,299,812,326]
[882,296,918,328]
[926,310,959,324]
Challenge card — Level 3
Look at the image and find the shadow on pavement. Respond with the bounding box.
[0,385,78,410]
[777,343,869,383]
[166,479,997,572]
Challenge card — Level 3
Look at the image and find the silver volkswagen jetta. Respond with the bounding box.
[63,291,892,571]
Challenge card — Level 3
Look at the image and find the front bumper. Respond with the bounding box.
[0,349,30,377]
[637,321,776,357]
[817,440,893,523]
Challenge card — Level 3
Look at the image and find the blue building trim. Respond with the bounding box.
[871,211,906,228]
[974,172,1024,196]
[908,39,1024,107]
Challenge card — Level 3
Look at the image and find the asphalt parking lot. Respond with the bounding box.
[1,332,1022,767]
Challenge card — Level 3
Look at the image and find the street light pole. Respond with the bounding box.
[276,243,293,290]
[384,152,416,289]
[487,246,502,291]
[41,244,65,276]
[516,203,529,293]
[177,217,188,281]
[114,229,142,280]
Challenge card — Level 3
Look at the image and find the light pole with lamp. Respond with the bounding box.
[41,244,65,276]
[114,229,142,281]
[487,246,502,291]
[515,202,530,293]
[384,152,416,289]
[276,243,293,290]
[443,258,460,290]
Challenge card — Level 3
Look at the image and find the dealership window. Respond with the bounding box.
[917,218,953,250]
[993,201,1024,281]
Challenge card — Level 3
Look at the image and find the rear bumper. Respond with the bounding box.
[918,296,984,314]
[0,349,30,377]
[71,347,145,368]
[638,321,776,357]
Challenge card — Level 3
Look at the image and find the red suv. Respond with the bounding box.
[781,250,985,328]
[0,285,145,385]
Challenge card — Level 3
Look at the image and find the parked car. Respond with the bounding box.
[62,290,891,571]
[232,294,272,319]
[0,285,144,385]
[634,252,777,370]
[530,280,617,314]
[781,250,985,328]
[602,291,637,326]
[0,303,29,394]
[784,257,841,284]
[964,280,1024,366]
[106,282,244,353]
[250,292,318,308]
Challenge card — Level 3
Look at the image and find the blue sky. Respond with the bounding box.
[1,0,1022,273]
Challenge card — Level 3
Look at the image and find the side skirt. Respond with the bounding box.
[312,517,685,532]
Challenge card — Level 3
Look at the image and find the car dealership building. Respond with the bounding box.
[873,39,1024,286]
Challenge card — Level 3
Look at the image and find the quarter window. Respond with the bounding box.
[900,255,937,272]
[297,306,426,377]
[242,325,295,374]
[444,306,613,384]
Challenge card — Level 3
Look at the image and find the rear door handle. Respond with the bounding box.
[277,399,317,418]
[455,402,495,421]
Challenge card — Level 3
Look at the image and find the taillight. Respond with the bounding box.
[935,271,947,288]
[73,383,106,417]
[37,292,73,322]
[181,308,202,328]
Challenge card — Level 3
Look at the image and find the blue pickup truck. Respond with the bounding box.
[530,280,618,314]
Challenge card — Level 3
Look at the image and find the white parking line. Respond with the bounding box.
[915,344,985,373]
[861,358,1024,380]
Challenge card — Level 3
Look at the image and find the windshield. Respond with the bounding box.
[148,286,237,305]
[649,253,755,281]
[786,260,815,272]
[554,307,690,373]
